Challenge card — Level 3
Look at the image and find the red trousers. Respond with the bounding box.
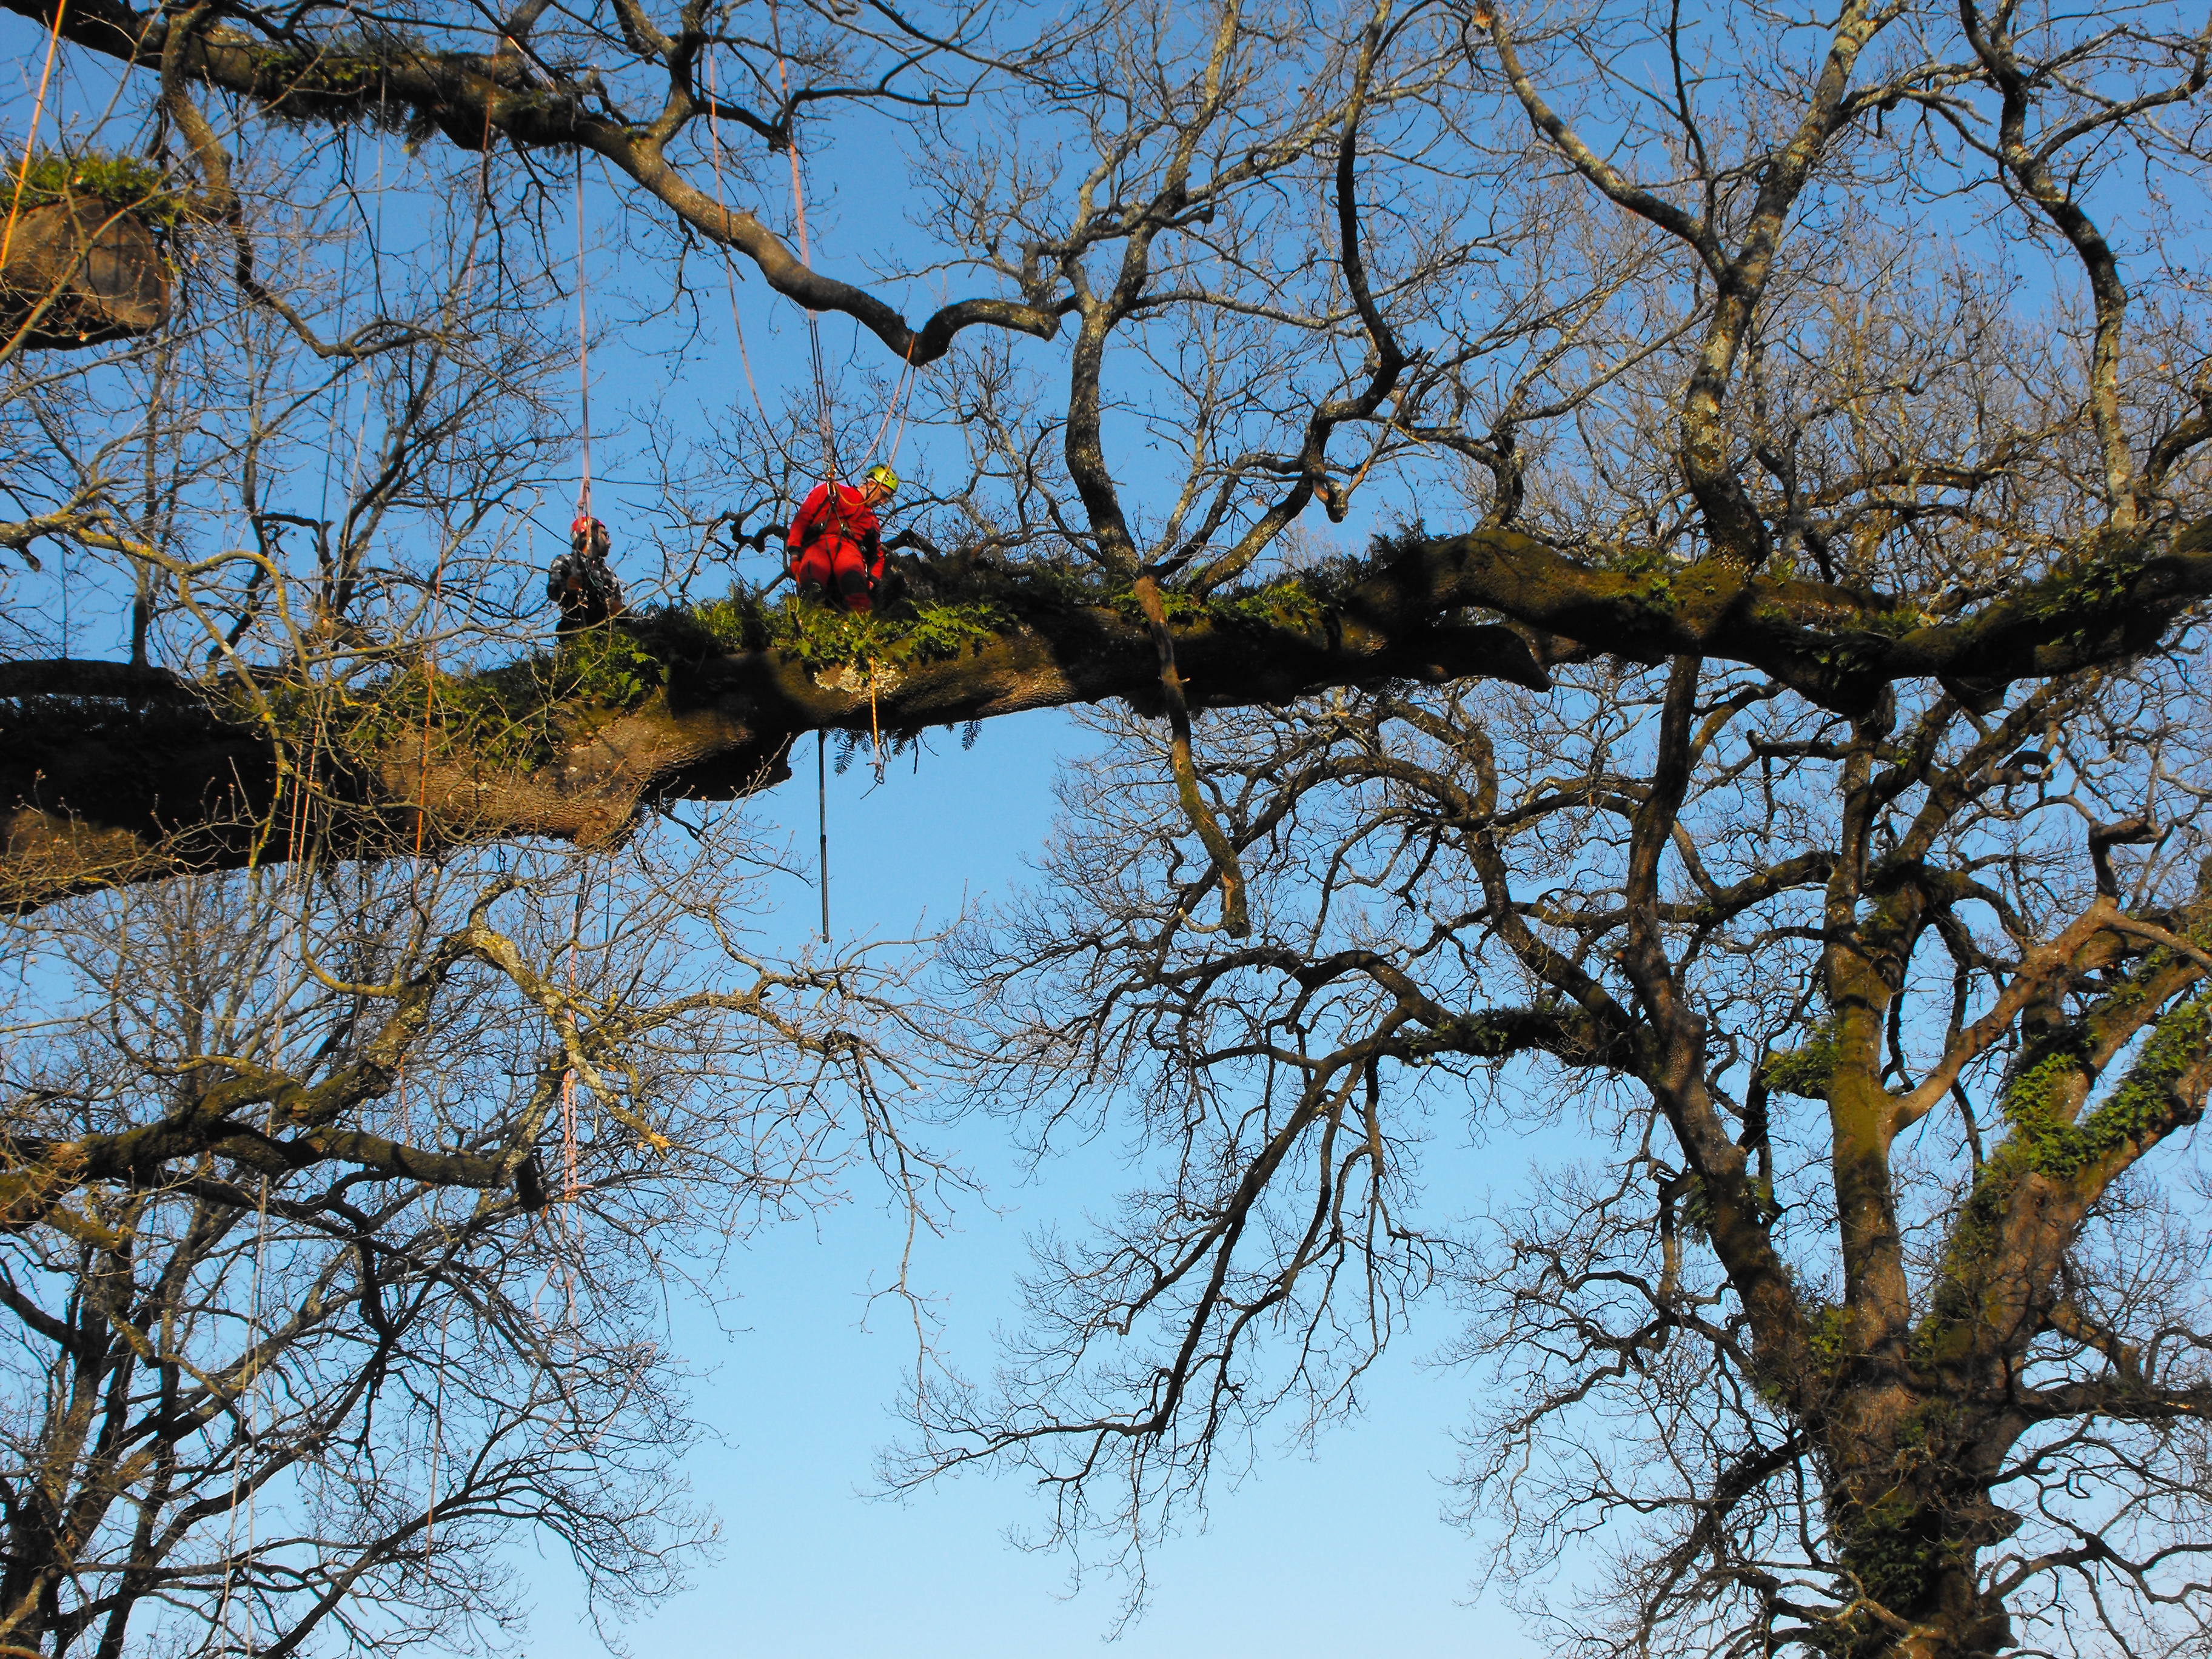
[789,538,876,612]
[787,481,882,612]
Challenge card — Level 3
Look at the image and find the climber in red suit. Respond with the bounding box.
[786,463,899,612]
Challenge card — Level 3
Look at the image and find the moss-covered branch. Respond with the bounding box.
[0,0,1067,364]
[7,516,2210,910]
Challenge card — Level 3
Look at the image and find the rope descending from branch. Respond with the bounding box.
[0,0,69,272]
[573,152,594,522]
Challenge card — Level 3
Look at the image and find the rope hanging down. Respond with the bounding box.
[705,13,919,509]
[768,7,851,925]
[816,731,830,942]
[703,49,774,432]
[573,152,594,522]
[727,18,929,906]
[768,4,840,486]
[0,0,69,273]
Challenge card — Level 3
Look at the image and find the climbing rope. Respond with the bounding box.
[768,0,840,484]
[529,873,585,1335]
[816,731,829,940]
[708,41,914,503]
[0,0,69,275]
[340,122,389,504]
[704,49,774,434]
[409,120,491,879]
[412,127,494,1560]
[218,737,322,1652]
[572,150,594,523]
[212,1158,272,1654]
[869,662,884,783]
[423,1296,451,1569]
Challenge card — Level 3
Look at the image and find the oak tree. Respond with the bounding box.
[2,1,2212,1657]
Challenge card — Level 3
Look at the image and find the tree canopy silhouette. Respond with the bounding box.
[2,1,2212,1656]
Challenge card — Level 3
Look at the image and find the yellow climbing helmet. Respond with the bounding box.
[863,463,900,494]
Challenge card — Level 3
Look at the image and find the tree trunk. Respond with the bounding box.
[1829,1455,2016,1659]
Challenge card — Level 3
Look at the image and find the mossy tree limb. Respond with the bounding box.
[9,512,2212,911]
[0,0,1071,366]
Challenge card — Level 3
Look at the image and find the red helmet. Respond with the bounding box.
[570,514,609,556]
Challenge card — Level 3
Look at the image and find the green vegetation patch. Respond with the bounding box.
[5,150,201,229]
[2002,994,2212,1181]
[260,627,669,776]
[626,588,1021,672]
[1104,577,1329,634]
[1761,1021,1837,1099]
[773,596,1011,672]
[1803,1301,1854,1376]
[2023,536,2150,628]
[1927,994,2212,1341]
[1608,545,1678,612]
[662,589,1016,674]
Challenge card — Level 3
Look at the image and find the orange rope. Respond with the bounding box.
[572,153,593,520]
[0,0,69,275]
[560,1067,578,1199]
[863,346,916,472]
[769,0,840,483]
[703,49,773,431]
[561,880,580,1205]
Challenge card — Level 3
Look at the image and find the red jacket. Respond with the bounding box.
[786,481,882,574]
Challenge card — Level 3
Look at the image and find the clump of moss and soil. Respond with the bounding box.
[4,150,202,230]
[249,548,1378,776]
[257,625,671,775]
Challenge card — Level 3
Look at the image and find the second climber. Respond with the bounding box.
[548,514,626,634]
[785,464,899,613]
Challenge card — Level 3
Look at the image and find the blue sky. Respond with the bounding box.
[13,4,2212,1650]
[508,119,1550,1630]
[512,708,1545,1656]
[0,14,1632,1651]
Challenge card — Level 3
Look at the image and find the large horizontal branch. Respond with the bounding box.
[7,512,2208,908]
[1401,515,2212,714]
[0,1121,515,1231]
[2020,1378,2212,1424]
[1,0,1063,364]
[0,917,571,1221]
[2,573,1553,907]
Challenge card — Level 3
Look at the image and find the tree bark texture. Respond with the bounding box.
[9,515,2209,911]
